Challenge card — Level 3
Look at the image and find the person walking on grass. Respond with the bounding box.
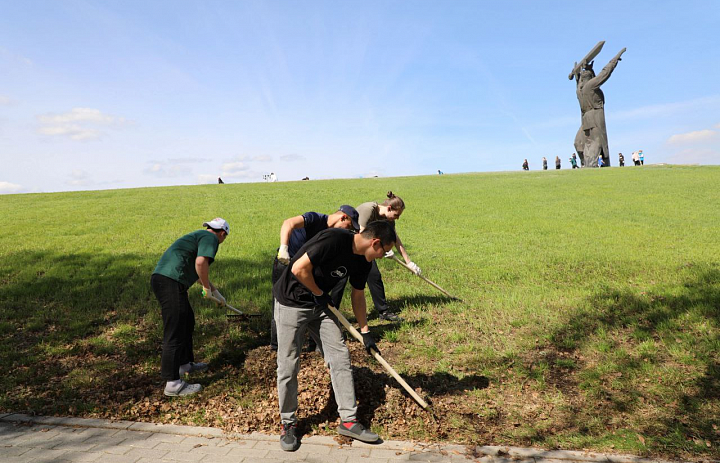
[270,205,360,351]
[619,152,625,167]
[355,192,420,322]
[273,221,396,451]
[151,218,230,397]
[556,156,561,169]
[542,157,547,170]
[522,159,529,170]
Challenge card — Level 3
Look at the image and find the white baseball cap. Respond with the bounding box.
[203,217,229,234]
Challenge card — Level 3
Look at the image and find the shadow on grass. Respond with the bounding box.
[518,264,720,456]
[0,250,274,416]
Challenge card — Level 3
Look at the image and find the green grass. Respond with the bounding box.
[1,165,719,459]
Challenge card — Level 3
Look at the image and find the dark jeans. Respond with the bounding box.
[151,274,195,381]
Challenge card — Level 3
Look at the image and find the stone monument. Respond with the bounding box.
[570,41,626,167]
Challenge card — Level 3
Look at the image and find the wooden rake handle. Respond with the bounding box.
[206,295,259,317]
[389,256,463,301]
[325,304,429,410]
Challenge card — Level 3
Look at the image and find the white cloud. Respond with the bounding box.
[664,147,720,165]
[220,161,250,177]
[37,107,130,141]
[145,163,191,178]
[667,129,718,145]
[66,169,91,186]
[0,181,23,194]
[280,154,305,162]
[612,95,720,121]
[250,155,272,162]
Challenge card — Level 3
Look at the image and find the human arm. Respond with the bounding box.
[290,253,324,297]
[351,287,369,333]
[196,256,225,305]
[278,215,305,263]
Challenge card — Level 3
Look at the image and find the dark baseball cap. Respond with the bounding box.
[338,205,360,231]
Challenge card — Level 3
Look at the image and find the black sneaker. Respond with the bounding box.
[280,423,299,451]
[337,421,379,443]
[379,312,403,322]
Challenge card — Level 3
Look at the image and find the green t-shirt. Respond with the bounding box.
[153,230,220,287]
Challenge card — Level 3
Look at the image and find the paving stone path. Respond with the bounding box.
[0,413,688,463]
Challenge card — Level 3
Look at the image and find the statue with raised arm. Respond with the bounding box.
[570,42,626,167]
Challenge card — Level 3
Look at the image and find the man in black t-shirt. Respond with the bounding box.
[270,206,360,350]
[272,221,396,452]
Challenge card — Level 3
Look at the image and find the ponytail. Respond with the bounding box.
[382,191,405,211]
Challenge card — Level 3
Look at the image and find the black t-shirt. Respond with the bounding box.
[288,212,329,257]
[273,228,371,308]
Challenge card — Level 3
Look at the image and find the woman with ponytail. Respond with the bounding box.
[354,191,420,322]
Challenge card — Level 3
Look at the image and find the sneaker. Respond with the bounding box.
[280,423,300,451]
[337,421,379,443]
[379,312,403,322]
[164,381,202,397]
[181,362,208,375]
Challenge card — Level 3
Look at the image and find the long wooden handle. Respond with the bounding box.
[325,304,429,410]
[389,256,463,301]
[206,295,247,316]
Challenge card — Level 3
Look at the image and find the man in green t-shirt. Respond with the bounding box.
[151,218,229,397]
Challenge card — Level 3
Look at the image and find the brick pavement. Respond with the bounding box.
[0,413,694,463]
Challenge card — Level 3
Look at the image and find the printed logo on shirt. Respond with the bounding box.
[330,266,348,278]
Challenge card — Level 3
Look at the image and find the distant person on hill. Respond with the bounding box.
[437,169,444,175]
[522,159,529,170]
[270,205,360,351]
[273,221,396,451]
[632,151,640,166]
[270,172,278,182]
[618,153,625,167]
[570,156,579,169]
[542,157,547,170]
[639,150,644,165]
[218,177,224,184]
[555,156,561,169]
[151,218,230,397]
[598,156,605,167]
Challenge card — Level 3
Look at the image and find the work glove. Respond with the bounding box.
[211,289,226,306]
[202,287,213,300]
[361,331,380,355]
[277,245,290,265]
[384,250,395,258]
[312,292,334,310]
[407,261,422,275]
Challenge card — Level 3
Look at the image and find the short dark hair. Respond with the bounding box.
[361,221,397,247]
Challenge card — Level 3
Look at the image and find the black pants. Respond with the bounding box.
[367,260,389,314]
[151,274,195,381]
[270,256,346,349]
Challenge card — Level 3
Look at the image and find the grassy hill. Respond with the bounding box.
[1,165,718,459]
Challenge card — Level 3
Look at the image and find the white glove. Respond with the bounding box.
[211,289,226,306]
[384,250,395,258]
[408,261,421,275]
[277,244,290,265]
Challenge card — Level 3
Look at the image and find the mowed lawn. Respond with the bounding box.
[1,165,718,459]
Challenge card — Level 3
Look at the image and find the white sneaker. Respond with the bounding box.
[164,381,202,397]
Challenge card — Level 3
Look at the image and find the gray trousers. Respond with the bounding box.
[275,300,357,424]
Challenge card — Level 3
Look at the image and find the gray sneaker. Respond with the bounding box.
[164,381,202,397]
[379,312,403,322]
[337,421,379,443]
[280,423,300,451]
[183,362,208,375]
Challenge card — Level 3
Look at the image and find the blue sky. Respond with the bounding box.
[1,0,718,194]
